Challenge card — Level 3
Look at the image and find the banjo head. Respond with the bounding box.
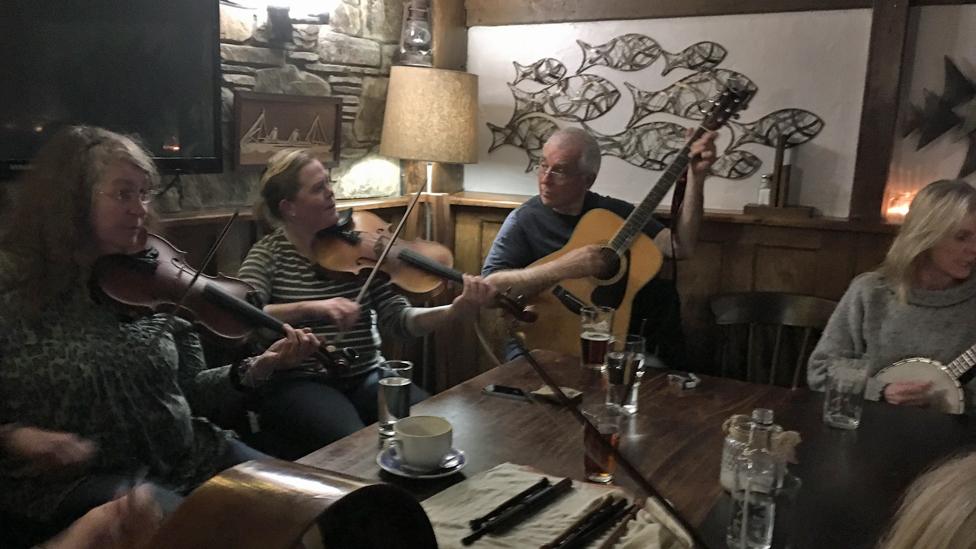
[875,357,965,415]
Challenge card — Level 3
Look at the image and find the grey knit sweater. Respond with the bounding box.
[808,271,976,406]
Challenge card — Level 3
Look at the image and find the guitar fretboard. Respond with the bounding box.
[607,127,704,254]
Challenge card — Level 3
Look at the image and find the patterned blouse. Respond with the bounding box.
[0,252,235,521]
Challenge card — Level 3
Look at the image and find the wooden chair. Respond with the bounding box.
[710,292,837,388]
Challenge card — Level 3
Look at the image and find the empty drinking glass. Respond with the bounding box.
[822,358,869,430]
[604,334,646,414]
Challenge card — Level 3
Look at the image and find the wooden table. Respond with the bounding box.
[300,351,976,548]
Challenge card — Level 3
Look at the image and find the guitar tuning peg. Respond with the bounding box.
[732,113,741,120]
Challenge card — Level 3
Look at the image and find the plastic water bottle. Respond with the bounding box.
[727,408,780,549]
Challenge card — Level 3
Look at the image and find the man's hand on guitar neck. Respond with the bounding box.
[883,381,934,407]
[688,130,718,182]
[484,244,610,300]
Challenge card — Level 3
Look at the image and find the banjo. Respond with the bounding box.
[874,343,976,415]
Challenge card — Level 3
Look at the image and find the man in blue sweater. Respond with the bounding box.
[482,128,717,366]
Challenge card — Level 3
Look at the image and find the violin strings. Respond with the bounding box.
[146,210,241,352]
[333,185,426,346]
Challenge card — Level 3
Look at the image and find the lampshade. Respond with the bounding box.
[380,66,478,164]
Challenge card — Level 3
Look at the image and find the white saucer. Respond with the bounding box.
[376,446,467,479]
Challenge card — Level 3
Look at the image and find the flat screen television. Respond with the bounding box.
[0,0,222,174]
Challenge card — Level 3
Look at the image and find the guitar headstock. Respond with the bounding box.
[701,78,755,131]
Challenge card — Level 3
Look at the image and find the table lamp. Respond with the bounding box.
[380,65,479,192]
[379,66,478,388]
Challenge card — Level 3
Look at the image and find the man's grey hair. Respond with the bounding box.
[547,127,602,177]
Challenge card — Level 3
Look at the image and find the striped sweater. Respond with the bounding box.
[238,227,414,377]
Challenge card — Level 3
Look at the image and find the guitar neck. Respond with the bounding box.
[947,344,976,381]
[607,125,705,253]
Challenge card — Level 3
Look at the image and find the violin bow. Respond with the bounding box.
[351,183,426,306]
[506,326,710,549]
[330,184,427,346]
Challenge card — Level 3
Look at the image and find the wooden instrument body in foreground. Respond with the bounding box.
[519,208,663,357]
[875,357,966,414]
[147,459,436,549]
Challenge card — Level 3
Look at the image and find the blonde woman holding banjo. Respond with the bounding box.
[808,179,976,413]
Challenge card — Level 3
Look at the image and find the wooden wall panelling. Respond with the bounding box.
[676,239,728,372]
[431,163,464,194]
[854,231,894,274]
[849,0,912,222]
[450,207,511,384]
[679,222,744,372]
[426,192,459,391]
[465,0,873,26]
[749,226,825,295]
[158,221,254,277]
[433,0,467,70]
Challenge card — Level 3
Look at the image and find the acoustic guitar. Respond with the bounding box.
[874,343,976,414]
[518,82,754,357]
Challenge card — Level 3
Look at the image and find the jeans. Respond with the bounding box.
[252,368,428,460]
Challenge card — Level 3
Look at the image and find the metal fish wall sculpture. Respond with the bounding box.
[577,33,663,73]
[661,41,728,75]
[586,121,687,170]
[625,70,758,127]
[709,150,763,179]
[509,74,621,123]
[487,115,560,172]
[512,58,568,86]
[728,109,825,150]
[487,32,826,181]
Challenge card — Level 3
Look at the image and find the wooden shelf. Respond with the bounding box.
[157,196,413,228]
[158,192,899,235]
[448,192,898,234]
[449,191,531,208]
[157,207,254,228]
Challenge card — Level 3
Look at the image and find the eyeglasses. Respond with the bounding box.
[537,163,581,180]
[97,188,155,206]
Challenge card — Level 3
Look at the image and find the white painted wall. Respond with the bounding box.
[889,5,976,207]
[465,10,872,218]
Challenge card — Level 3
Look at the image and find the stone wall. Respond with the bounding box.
[156,0,404,214]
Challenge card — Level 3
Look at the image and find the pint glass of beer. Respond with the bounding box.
[582,403,625,483]
[580,305,614,371]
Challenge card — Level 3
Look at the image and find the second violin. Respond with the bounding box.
[314,210,536,322]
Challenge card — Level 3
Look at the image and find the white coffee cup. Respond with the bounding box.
[392,415,452,471]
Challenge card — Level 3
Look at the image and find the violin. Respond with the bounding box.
[313,210,537,323]
[92,232,357,374]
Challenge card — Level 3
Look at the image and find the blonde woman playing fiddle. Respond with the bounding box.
[808,179,976,409]
[238,149,496,458]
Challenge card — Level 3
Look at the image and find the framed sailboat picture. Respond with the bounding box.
[233,91,342,169]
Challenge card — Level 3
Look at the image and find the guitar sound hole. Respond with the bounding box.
[596,247,621,281]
